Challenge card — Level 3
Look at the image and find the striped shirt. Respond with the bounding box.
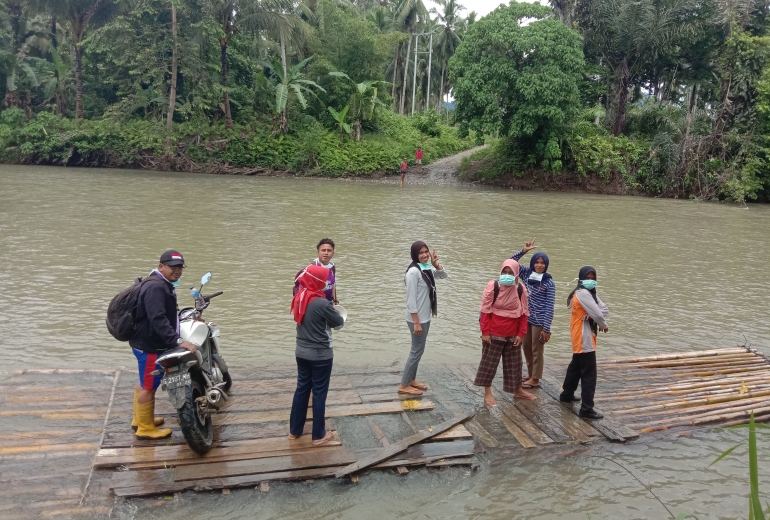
[511,250,556,332]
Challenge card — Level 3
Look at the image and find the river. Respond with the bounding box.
[1,165,769,519]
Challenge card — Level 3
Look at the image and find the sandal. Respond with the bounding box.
[522,382,541,389]
[398,385,423,395]
[312,431,335,446]
[410,381,428,390]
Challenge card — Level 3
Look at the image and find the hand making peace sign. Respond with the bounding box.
[523,237,537,253]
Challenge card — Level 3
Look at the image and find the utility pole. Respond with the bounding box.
[411,33,419,116]
[426,33,433,113]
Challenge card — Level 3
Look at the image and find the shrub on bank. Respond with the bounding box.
[0,108,475,176]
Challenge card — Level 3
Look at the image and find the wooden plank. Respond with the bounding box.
[539,379,636,442]
[426,424,473,442]
[427,456,476,468]
[94,433,342,469]
[230,376,353,395]
[174,448,357,481]
[493,392,554,445]
[513,398,573,443]
[370,440,475,468]
[464,419,499,448]
[334,413,473,478]
[349,373,402,388]
[202,400,435,426]
[366,417,390,446]
[112,466,344,498]
[492,408,536,449]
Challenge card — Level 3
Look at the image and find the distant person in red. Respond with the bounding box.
[400,158,407,184]
[415,147,423,165]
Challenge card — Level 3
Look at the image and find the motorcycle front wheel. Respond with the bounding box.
[177,379,213,455]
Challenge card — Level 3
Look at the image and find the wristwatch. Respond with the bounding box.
[176,337,184,345]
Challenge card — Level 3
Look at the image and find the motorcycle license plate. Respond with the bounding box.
[165,372,190,390]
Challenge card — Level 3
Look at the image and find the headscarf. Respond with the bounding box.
[528,252,553,286]
[567,266,598,307]
[480,259,529,318]
[291,264,328,324]
[406,240,437,317]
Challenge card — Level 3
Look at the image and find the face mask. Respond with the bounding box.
[581,280,597,290]
[418,262,433,270]
[171,280,181,288]
[528,272,544,282]
[499,274,516,286]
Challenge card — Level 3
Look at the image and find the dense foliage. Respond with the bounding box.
[0,0,475,174]
[451,0,770,202]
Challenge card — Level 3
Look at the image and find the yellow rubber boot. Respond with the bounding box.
[135,400,172,439]
[131,390,164,431]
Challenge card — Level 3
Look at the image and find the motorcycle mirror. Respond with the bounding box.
[201,272,212,286]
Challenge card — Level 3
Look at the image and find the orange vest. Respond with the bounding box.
[570,296,596,354]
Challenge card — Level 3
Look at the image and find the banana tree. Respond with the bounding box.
[327,105,350,140]
[260,55,325,135]
[328,71,388,141]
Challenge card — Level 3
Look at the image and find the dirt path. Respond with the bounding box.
[370,146,486,186]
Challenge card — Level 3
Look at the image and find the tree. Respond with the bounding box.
[450,1,585,167]
[201,0,300,129]
[261,55,325,134]
[430,0,464,114]
[395,0,426,114]
[328,71,387,140]
[577,0,702,136]
[38,0,117,119]
[0,0,45,112]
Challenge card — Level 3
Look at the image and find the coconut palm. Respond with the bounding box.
[202,0,303,129]
[578,0,702,136]
[395,0,426,114]
[35,0,117,119]
[430,0,464,113]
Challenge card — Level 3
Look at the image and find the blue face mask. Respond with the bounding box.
[499,274,516,286]
[418,262,433,270]
[581,280,597,290]
[171,280,181,288]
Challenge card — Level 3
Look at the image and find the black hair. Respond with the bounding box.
[316,238,335,250]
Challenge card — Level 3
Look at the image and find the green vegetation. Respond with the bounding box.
[450,0,770,202]
[0,0,475,175]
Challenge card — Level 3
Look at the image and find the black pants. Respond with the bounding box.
[289,357,333,440]
[560,351,597,413]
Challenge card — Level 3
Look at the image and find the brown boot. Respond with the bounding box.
[135,399,172,439]
[131,390,165,431]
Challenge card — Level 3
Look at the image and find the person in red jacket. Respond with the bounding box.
[474,259,537,406]
[415,147,423,165]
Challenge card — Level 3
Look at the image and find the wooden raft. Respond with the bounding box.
[587,347,770,433]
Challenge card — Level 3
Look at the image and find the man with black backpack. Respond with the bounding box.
[127,250,197,439]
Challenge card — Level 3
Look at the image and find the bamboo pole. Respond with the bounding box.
[719,413,770,428]
[605,357,763,371]
[600,348,748,364]
[623,394,770,419]
[609,389,770,415]
[602,366,770,382]
[600,379,770,400]
[614,373,770,393]
[633,404,770,432]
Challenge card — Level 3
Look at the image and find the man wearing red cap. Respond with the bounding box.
[128,250,197,439]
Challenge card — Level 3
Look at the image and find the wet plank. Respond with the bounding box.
[334,413,474,478]
[228,376,353,395]
[489,406,536,449]
[112,466,344,498]
[371,440,475,468]
[513,398,574,443]
[173,448,357,481]
[427,424,473,442]
[492,390,554,445]
[464,419,499,448]
[203,400,436,426]
[94,432,342,469]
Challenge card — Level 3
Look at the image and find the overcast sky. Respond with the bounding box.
[424,0,541,19]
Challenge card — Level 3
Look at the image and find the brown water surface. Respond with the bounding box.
[1,165,769,519]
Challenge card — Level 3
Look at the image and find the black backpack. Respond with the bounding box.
[106,277,161,341]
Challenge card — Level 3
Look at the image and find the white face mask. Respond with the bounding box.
[528,272,544,282]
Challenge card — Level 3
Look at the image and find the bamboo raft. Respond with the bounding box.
[1,349,764,516]
[585,347,770,433]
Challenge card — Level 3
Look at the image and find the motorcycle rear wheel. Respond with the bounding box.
[177,379,213,454]
[223,370,233,392]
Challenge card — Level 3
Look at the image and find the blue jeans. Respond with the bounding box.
[289,357,333,440]
[401,321,431,387]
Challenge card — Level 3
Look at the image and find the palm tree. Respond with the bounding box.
[260,56,325,134]
[202,0,301,129]
[579,0,701,136]
[395,0,426,115]
[1,0,48,111]
[36,0,116,119]
[329,71,388,140]
[430,0,464,114]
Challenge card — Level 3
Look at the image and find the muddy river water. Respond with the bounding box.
[1,165,769,519]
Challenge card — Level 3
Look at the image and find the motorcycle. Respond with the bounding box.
[151,272,231,454]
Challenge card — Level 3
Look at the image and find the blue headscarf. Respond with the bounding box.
[528,252,552,286]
